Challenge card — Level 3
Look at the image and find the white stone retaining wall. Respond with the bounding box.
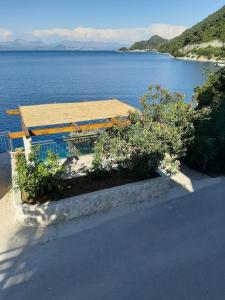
[11,154,170,227]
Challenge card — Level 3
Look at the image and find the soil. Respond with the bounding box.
[63,171,158,198]
[22,170,158,204]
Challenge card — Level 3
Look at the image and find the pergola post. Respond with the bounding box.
[23,136,32,162]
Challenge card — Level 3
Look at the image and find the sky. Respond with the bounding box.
[0,0,224,43]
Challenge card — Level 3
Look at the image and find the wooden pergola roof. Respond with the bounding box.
[7,99,137,139]
[19,99,136,128]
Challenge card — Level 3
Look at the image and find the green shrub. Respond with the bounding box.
[88,85,201,178]
[185,68,225,173]
[15,147,66,203]
[191,47,225,59]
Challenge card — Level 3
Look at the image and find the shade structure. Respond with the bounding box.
[19,99,137,128]
[7,99,138,139]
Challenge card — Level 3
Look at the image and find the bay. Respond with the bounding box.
[0,50,216,133]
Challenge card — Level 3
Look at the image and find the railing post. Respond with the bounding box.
[23,136,32,161]
[0,131,11,153]
[9,137,14,152]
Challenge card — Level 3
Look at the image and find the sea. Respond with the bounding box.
[0,50,216,136]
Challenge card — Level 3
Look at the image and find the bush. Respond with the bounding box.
[15,147,66,203]
[185,68,225,173]
[88,85,201,178]
[191,47,225,59]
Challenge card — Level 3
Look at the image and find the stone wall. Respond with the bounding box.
[12,154,170,227]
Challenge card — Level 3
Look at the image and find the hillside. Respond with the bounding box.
[119,35,168,51]
[159,5,225,60]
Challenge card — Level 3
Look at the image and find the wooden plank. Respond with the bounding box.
[71,123,82,132]
[18,99,137,128]
[111,117,125,127]
[8,120,131,139]
[80,122,114,131]
[19,107,30,137]
[6,109,20,115]
[8,131,25,139]
[31,125,77,136]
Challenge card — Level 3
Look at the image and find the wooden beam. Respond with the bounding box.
[80,122,114,131]
[111,117,130,127]
[9,131,25,139]
[111,117,131,128]
[8,120,131,139]
[31,125,78,136]
[71,123,82,132]
[19,106,30,138]
[21,121,30,137]
[111,117,122,126]
[6,109,20,115]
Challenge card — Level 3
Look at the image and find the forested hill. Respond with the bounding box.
[130,35,168,51]
[159,5,225,58]
[119,35,168,51]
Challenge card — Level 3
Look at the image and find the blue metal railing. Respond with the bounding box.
[32,134,99,160]
[0,132,12,153]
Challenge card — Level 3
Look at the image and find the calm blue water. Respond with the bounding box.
[0,51,216,135]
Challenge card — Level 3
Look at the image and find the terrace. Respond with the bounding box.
[6,99,171,225]
[3,85,202,225]
[7,99,137,161]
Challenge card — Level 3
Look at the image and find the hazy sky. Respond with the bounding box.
[0,0,224,43]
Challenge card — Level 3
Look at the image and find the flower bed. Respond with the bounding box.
[24,170,158,204]
[12,154,170,226]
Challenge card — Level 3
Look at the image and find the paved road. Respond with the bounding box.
[0,153,11,199]
[1,181,225,300]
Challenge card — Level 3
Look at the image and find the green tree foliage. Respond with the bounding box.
[118,47,129,52]
[185,68,225,173]
[191,47,225,59]
[89,86,201,178]
[159,5,225,57]
[15,147,66,203]
[128,35,168,51]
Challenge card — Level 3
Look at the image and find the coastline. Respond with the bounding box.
[117,49,158,53]
[175,55,225,65]
[156,50,225,65]
[119,47,225,65]
[115,49,225,65]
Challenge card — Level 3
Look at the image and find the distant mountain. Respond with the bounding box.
[0,39,47,50]
[159,5,225,60]
[0,39,127,51]
[119,35,168,52]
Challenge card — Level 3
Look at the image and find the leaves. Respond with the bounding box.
[186,68,225,173]
[159,6,225,58]
[89,86,198,177]
[15,147,66,203]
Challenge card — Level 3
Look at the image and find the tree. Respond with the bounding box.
[185,68,225,173]
[89,85,200,178]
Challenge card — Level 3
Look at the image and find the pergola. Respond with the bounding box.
[7,99,137,159]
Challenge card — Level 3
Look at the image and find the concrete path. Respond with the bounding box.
[0,161,222,252]
[0,153,11,200]
[0,180,225,300]
[0,154,224,299]
[0,153,16,253]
